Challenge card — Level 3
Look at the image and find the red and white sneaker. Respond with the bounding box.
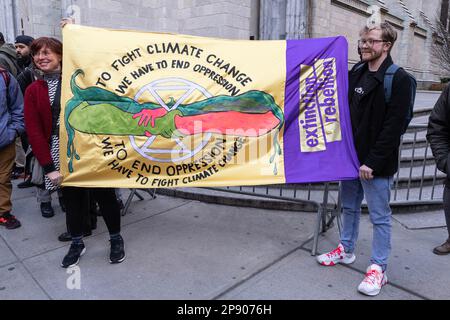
[316,243,356,266]
[357,264,388,296]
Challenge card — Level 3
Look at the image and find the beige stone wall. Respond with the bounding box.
[314,2,368,64]
[309,0,444,84]
[12,0,254,40]
[5,0,445,84]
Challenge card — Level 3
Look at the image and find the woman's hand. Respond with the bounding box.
[46,171,63,186]
[60,17,75,28]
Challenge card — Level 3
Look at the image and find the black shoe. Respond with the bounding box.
[58,197,66,212]
[11,167,25,180]
[61,242,86,268]
[109,235,125,264]
[40,202,54,218]
[58,232,72,242]
[58,231,92,242]
[18,176,34,189]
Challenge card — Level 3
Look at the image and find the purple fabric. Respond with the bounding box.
[283,36,359,183]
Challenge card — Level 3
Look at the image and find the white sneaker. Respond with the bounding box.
[357,264,388,296]
[316,243,356,266]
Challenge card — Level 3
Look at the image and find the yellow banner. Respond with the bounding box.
[61,25,286,188]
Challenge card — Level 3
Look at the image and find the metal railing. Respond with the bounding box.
[206,124,444,255]
[124,123,443,255]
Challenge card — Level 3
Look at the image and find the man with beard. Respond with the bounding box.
[0,38,20,77]
[15,35,34,74]
[316,22,415,296]
[8,36,34,181]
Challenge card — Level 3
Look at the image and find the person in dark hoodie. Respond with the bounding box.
[0,41,20,78]
[426,86,450,255]
[15,35,34,74]
[0,38,26,183]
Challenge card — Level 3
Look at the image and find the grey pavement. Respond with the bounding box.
[1,179,449,300]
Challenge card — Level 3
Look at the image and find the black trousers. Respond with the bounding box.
[62,187,121,238]
[443,185,450,239]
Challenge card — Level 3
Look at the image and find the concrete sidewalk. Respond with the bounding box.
[0,182,449,300]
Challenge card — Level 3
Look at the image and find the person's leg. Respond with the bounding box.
[36,187,54,218]
[82,190,93,234]
[340,179,365,254]
[36,187,52,203]
[115,188,124,212]
[88,191,97,230]
[60,187,88,268]
[0,143,20,229]
[92,188,124,263]
[316,179,363,266]
[443,184,450,240]
[432,184,450,255]
[361,177,393,272]
[12,137,25,179]
[0,143,15,214]
[93,188,121,234]
[61,187,87,238]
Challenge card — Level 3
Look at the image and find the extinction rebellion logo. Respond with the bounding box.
[129,77,213,163]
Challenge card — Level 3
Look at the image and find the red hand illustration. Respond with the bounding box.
[132,108,168,127]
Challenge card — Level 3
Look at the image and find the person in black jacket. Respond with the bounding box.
[15,35,34,74]
[316,22,414,297]
[426,85,450,255]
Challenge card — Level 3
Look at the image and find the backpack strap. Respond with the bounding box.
[352,62,366,73]
[0,67,10,87]
[0,67,10,106]
[384,64,400,104]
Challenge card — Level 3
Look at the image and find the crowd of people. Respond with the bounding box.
[0,24,126,269]
[1,20,450,297]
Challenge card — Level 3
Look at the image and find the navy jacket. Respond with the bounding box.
[0,69,24,149]
[427,84,450,179]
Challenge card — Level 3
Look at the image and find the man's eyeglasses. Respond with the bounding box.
[358,39,388,47]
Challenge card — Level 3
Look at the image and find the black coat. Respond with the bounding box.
[348,55,413,176]
[427,84,450,177]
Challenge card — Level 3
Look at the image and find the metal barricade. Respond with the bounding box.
[122,188,157,216]
[205,124,443,255]
[126,123,442,255]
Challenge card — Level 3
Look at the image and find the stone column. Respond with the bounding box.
[260,0,287,40]
[285,0,309,39]
[0,0,16,41]
[260,0,309,40]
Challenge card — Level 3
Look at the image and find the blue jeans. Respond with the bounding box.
[340,177,393,271]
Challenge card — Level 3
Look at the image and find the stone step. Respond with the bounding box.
[413,91,441,109]
[410,114,430,125]
[400,157,436,168]
[158,185,444,213]
[413,106,433,117]
[215,184,444,204]
[400,146,432,158]
[396,163,441,179]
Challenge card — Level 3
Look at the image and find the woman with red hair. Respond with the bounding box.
[24,37,125,268]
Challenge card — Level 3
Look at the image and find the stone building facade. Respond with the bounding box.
[0,0,447,86]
